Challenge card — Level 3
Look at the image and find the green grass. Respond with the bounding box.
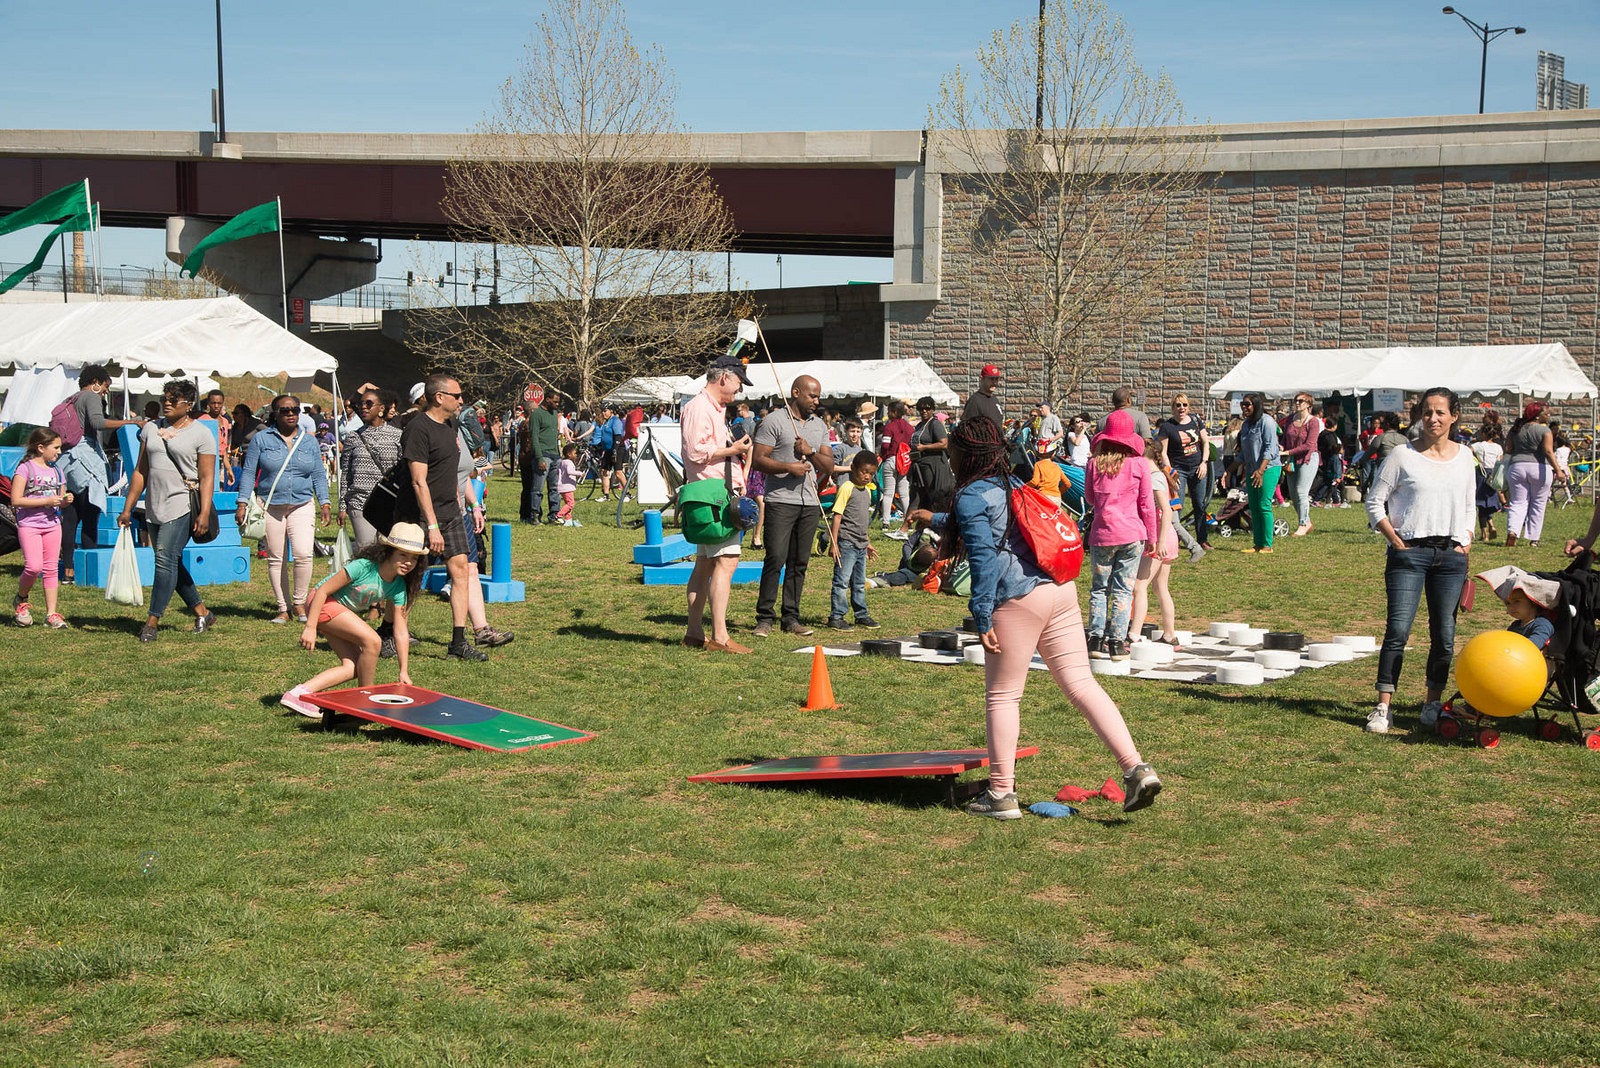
[3,486,1600,1066]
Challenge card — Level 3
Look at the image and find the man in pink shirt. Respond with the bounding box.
[682,354,755,653]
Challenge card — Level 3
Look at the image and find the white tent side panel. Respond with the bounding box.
[1207,348,1390,398]
[0,297,336,378]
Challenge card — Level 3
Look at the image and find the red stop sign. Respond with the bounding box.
[524,384,544,407]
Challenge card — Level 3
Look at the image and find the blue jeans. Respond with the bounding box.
[1288,453,1320,527]
[830,541,869,621]
[1377,542,1468,694]
[147,515,200,620]
[529,454,560,520]
[1087,542,1142,640]
[1172,467,1211,546]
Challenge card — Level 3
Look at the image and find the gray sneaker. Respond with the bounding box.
[1121,763,1162,812]
[1365,705,1391,734]
[752,620,774,638]
[1419,701,1443,730]
[379,635,398,659]
[446,640,489,662]
[965,790,1023,820]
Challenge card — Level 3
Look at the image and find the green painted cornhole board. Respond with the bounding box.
[305,684,593,753]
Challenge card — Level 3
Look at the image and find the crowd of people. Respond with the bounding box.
[10,360,1596,818]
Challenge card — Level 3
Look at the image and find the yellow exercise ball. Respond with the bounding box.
[1455,630,1547,718]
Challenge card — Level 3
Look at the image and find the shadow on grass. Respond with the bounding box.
[1204,690,1575,746]
[557,621,680,646]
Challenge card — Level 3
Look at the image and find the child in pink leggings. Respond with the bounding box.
[911,413,1162,819]
[11,428,73,629]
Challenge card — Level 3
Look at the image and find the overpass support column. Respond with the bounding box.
[165,217,378,330]
[879,164,943,357]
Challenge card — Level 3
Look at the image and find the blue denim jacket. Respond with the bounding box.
[240,429,328,506]
[932,476,1052,633]
[1236,414,1281,473]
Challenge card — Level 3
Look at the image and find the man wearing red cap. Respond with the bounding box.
[962,364,1006,430]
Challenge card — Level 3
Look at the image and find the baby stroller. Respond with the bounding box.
[1438,553,1600,748]
[1211,488,1290,540]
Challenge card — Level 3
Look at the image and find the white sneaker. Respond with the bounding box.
[1419,701,1443,729]
[1364,705,1391,734]
[279,685,323,719]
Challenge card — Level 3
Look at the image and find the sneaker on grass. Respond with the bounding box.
[279,685,322,719]
[965,790,1023,820]
[1121,763,1162,812]
[1419,701,1443,729]
[1365,705,1391,734]
[447,640,489,662]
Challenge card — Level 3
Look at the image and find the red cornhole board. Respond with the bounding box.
[689,747,1038,806]
[304,683,593,753]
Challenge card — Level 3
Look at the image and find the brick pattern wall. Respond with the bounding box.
[889,164,1600,421]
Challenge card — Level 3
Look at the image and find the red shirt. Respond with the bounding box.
[878,417,914,463]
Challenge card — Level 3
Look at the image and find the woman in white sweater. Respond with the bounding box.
[1364,387,1476,735]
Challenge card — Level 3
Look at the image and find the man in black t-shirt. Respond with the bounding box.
[401,373,487,662]
[961,364,1005,430]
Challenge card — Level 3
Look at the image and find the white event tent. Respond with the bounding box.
[0,297,339,426]
[604,374,698,407]
[1209,343,1597,402]
[680,357,960,407]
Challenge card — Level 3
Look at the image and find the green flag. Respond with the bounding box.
[0,181,90,239]
[0,206,96,295]
[182,200,280,277]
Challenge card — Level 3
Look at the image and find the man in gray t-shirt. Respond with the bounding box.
[751,374,836,637]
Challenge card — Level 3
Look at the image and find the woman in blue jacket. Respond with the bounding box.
[910,415,1161,820]
[238,394,331,623]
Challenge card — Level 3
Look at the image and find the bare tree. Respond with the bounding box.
[929,0,1214,406]
[420,0,737,408]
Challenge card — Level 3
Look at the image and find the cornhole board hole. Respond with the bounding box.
[304,684,593,753]
[689,747,1039,807]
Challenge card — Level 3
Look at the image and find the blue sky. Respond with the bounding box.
[3,0,1596,288]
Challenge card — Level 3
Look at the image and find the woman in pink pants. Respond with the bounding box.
[910,414,1161,820]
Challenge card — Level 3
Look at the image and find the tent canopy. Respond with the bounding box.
[682,357,960,406]
[1209,344,1597,401]
[604,375,697,407]
[0,297,337,378]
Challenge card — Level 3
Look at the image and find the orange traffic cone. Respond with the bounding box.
[802,644,837,710]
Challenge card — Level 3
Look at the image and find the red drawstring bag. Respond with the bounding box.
[1009,482,1084,583]
[895,441,912,477]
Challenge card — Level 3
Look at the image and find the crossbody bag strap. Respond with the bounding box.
[259,431,304,509]
[157,428,200,491]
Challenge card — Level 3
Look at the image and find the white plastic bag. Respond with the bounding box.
[331,526,353,575]
[104,526,145,607]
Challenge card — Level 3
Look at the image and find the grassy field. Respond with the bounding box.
[3,484,1599,1067]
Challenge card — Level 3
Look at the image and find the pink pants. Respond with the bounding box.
[557,491,575,520]
[984,581,1142,793]
[265,501,316,611]
[18,523,62,593]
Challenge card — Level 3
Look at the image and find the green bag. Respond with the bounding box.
[679,477,735,544]
[945,557,972,597]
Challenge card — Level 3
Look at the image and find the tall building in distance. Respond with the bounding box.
[1538,51,1589,110]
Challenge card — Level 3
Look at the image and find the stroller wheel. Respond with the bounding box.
[1273,519,1290,537]
[1538,719,1564,742]
[1219,526,1234,539]
[1586,730,1600,751]
[1477,728,1500,749]
[1437,717,1460,741]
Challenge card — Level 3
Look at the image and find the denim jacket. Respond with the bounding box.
[932,475,1052,633]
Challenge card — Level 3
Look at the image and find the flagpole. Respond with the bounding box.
[276,197,288,329]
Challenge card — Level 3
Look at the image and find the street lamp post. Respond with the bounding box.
[1441,7,1526,114]
[215,0,228,142]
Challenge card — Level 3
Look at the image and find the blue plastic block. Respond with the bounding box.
[99,515,241,547]
[181,545,252,585]
[213,491,239,512]
[75,546,154,587]
[632,534,694,566]
[420,565,449,593]
[640,559,770,586]
[0,447,22,479]
[478,578,526,603]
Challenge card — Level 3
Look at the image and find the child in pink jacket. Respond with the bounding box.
[1083,410,1157,660]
